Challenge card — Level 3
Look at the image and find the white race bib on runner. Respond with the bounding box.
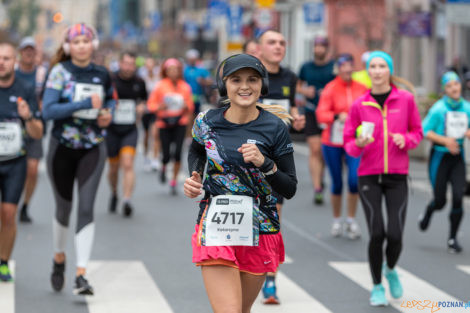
[0,122,22,156]
[330,120,344,145]
[164,94,184,112]
[204,195,256,246]
[73,83,104,120]
[446,112,468,139]
[114,99,136,125]
[262,98,290,112]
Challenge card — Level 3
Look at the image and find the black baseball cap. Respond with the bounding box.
[222,54,266,79]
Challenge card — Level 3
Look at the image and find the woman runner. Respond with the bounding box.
[42,23,115,295]
[343,51,423,306]
[184,54,297,313]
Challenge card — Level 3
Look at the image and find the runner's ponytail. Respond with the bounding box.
[391,76,416,97]
[256,103,293,125]
[49,46,70,70]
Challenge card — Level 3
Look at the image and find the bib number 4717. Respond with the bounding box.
[211,212,244,225]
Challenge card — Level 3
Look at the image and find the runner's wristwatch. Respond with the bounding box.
[263,164,277,176]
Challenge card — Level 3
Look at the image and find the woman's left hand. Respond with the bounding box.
[237,143,265,167]
[390,133,405,149]
[97,109,112,128]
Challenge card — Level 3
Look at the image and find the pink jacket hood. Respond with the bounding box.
[343,86,423,176]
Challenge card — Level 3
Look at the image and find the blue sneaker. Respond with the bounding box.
[0,264,13,282]
[383,264,403,298]
[370,284,388,306]
[262,278,280,305]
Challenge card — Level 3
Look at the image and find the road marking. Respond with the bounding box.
[86,261,174,313]
[329,262,466,312]
[283,255,293,264]
[252,271,332,313]
[457,265,470,275]
[0,261,15,313]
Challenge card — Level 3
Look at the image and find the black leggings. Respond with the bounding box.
[47,137,106,268]
[159,126,186,165]
[358,174,408,285]
[428,149,465,239]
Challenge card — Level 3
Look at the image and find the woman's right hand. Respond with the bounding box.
[355,136,373,148]
[91,94,102,109]
[184,171,203,198]
[445,137,460,155]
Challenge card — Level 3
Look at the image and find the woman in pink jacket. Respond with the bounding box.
[343,51,423,307]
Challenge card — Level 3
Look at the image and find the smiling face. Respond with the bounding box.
[258,30,286,65]
[444,79,462,101]
[368,57,391,88]
[69,35,94,64]
[225,68,262,108]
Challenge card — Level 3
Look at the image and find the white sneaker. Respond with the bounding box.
[345,221,361,240]
[150,159,161,172]
[143,157,152,172]
[331,221,342,237]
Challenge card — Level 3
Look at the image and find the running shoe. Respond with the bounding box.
[109,194,118,214]
[123,202,133,217]
[170,179,177,196]
[313,191,324,205]
[331,221,342,237]
[370,284,388,306]
[344,221,361,240]
[19,204,32,223]
[447,238,463,254]
[262,279,280,305]
[73,275,94,296]
[418,205,433,231]
[51,260,65,291]
[143,157,152,172]
[150,158,161,172]
[0,264,13,282]
[383,264,403,299]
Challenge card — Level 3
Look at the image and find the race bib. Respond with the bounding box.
[202,195,259,246]
[262,98,290,112]
[330,120,344,145]
[446,112,468,139]
[114,99,136,125]
[73,83,104,120]
[164,94,184,112]
[0,122,22,156]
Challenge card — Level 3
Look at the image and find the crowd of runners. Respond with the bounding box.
[0,22,469,311]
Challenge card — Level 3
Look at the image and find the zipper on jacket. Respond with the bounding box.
[362,101,389,174]
[382,103,388,174]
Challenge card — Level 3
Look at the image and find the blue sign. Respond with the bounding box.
[447,0,470,3]
[226,5,243,38]
[150,12,161,31]
[208,0,228,16]
[303,2,324,25]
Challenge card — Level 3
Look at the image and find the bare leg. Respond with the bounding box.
[173,161,181,182]
[331,194,342,218]
[307,136,324,191]
[347,192,359,218]
[241,272,266,313]
[120,153,135,200]
[107,160,119,195]
[0,203,18,260]
[201,266,242,313]
[23,158,39,205]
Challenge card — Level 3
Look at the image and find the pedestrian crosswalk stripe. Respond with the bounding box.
[252,271,333,313]
[0,261,15,313]
[283,254,293,264]
[329,262,467,312]
[86,261,174,313]
[457,265,470,275]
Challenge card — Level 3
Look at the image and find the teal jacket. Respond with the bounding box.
[423,96,470,152]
